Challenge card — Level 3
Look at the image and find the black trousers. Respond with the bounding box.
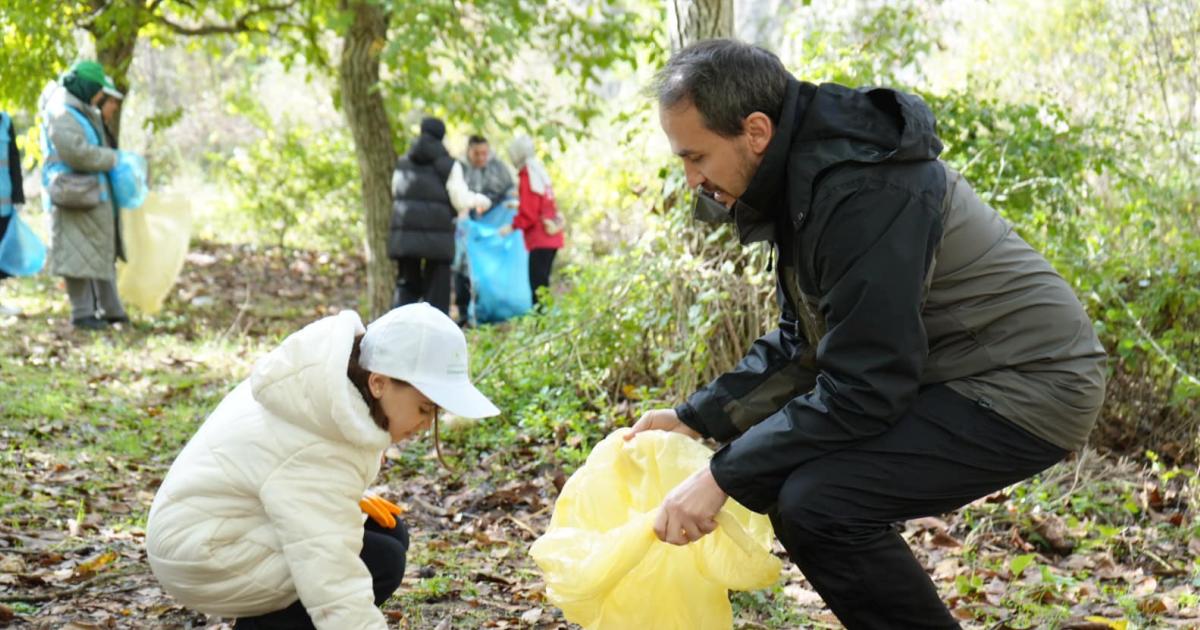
[769,384,1067,629]
[453,268,471,325]
[528,248,557,306]
[393,257,451,314]
[234,519,409,629]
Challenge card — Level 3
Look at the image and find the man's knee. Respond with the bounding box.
[774,475,888,552]
[774,481,840,550]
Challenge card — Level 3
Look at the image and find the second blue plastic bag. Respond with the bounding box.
[110,150,148,210]
[0,213,47,277]
[465,206,531,324]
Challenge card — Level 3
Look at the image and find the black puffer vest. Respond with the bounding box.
[388,133,456,261]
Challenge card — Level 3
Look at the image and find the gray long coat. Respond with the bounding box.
[44,87,121,280]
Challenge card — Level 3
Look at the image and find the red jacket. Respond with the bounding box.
[512,167,564,251]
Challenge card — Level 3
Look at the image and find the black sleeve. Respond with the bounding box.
[709,179,943,512]
[8,121,23,205]
[676,267,818,441]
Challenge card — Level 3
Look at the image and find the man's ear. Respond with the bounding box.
[743,112,774,156]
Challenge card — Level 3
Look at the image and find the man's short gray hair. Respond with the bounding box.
[652,39,790,137]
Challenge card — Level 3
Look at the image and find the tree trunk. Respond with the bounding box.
[338,1,397,320]
[668,0,734,50]
[87,1,140,143]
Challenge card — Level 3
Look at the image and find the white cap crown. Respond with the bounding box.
[360,304,499,419]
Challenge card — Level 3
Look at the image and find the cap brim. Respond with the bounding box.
[410,379,500,419]
[102,87,124,99]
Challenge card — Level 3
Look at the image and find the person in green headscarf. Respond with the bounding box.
[62,61,124,142]
[40,60,129,330]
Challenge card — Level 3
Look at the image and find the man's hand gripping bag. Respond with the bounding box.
[530,429,782,629]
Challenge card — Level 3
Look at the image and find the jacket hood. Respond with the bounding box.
[250,311,390,449]
[43,85,96,120]
[735,78,943,242]
[408,133,450,166]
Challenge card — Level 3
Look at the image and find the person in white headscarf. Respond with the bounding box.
[501,135,564,305]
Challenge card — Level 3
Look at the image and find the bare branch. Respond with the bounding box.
[78,0,114,29]
[153,0,298,36]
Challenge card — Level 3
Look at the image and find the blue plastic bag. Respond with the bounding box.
[465,206,531,324]
[0,213,47,277]
[110,151,148,210]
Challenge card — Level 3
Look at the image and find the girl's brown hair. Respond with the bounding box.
[347,333,449,467]
[348,334,390,431]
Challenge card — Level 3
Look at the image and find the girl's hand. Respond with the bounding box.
[359,494,405,528]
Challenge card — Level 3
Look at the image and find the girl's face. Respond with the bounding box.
[368,373,437,442]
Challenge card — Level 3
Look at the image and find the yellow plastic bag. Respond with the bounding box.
[116,191,192,314]
[530,429,782,630]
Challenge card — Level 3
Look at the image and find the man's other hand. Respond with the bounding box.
[625,408,701,441]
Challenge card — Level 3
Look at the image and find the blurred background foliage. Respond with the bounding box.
[1,0,1196,461]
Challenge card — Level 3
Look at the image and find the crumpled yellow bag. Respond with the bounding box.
[116,191,192,314]
[530,429,782,630]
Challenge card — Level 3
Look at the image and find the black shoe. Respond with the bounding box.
[72,316,110,330]
[105,315,130,325]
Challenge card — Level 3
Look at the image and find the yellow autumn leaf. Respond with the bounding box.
[1084,616,1128,630]
[74,550,119,577]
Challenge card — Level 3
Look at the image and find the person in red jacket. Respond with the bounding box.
[501,135,564,305]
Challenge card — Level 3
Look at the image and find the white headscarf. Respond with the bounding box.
[507,135,552,196]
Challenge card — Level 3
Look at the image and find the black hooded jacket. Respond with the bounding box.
[676,79,1106,513]
[388,133,457,261]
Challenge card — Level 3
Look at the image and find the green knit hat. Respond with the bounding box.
[66,60,124,99]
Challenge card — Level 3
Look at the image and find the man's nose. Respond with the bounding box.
[683,163,705,189]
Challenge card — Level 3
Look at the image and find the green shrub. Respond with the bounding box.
[210,100,362,254]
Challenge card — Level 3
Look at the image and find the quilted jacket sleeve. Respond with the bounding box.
[258,442,386,630]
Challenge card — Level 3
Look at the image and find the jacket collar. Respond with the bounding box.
[732,78,816,243]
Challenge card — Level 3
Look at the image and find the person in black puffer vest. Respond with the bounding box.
[389,117,489,314]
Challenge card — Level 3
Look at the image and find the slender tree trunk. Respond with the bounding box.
[668,0,734,50]
[339,1,397,319]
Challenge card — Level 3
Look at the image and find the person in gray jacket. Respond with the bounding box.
[452,135,515,325]
[40,61,128,330]
[626,40,1107,629]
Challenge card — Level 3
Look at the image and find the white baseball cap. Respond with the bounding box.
[360,303,500,419]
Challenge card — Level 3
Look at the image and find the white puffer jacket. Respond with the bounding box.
[146,311,392,628]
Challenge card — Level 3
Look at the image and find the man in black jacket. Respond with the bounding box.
[626,39,1107,628]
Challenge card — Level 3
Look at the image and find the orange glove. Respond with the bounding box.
[359,494,405,528]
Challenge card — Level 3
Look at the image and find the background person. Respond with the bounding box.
[40,61,129,330]
[502,135,564,306]
[389,117,490,314]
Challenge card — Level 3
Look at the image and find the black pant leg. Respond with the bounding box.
[233,599,313,630]
[528,248,556,305]
[0,213,11,281]
[394,257,425,309]
[453,269,472,325]
[422,260,451,315]
[235,520,410,628]
[770,384,1067,630]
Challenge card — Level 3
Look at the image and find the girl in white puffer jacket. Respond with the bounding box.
[146,304,499,629]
